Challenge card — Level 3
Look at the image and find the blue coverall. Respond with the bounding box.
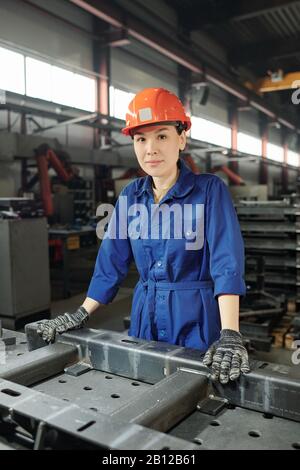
[87,159,246,351]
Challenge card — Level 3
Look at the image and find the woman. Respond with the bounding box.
[37,88,250,384]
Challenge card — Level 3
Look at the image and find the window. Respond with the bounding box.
[72,73,96,112]
[109,86,134,120]
[26,57,52,101]
[0,46,25,95]
[237,132,261,156]
[0,45,96,111]
[287,150,299,167]
[26,62,96,111]
[51,66,77,108]
[267,143,284,162]
[191,116,231,148]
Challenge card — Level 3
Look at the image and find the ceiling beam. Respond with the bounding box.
[230,35,300,66]
[178,0,300,30]
[70,0,300,133]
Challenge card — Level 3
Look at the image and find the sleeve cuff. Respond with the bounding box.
[213,274,246,298]
[87,278,119,305]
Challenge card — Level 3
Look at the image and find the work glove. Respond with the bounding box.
[37,306,89,344]
[203,329,250,384]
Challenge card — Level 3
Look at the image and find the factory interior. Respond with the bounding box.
[0,0,300,452]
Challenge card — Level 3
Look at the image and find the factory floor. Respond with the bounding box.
[49,246,295,367]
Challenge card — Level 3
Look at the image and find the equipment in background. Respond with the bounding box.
[229,185,268,203]
[0,218,51,329]
[19,144,94,225]
[284,314,300,348]
[34,144,73,217]
[240,256,286,351]
[48,226,97,299]
[0,197,44,219]
[67,177,94,225]
[211,165,245,185]
[236,198,300,311]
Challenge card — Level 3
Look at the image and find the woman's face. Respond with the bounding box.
[132,125,186,177]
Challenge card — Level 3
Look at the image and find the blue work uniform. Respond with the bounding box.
[87,159,246,351]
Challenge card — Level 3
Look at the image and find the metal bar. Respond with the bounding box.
[239,308,284,318]
[36,153,53,216]
[25,325,300,422]
[0,342,79,386]
[33,113,98,134]
[240,223,296,232]
[260,117,268,184]
[111,369,208,432]
[229,103,239,183]
[0,378,198,450]
[1,96,120,131]
[282,139,289,194]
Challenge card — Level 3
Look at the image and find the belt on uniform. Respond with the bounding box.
[140,279,214,337]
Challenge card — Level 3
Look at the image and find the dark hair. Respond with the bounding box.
[130,121,187,139]
[175,121,187,135]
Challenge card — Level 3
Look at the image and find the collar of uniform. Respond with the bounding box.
[168,158,196,199]
[134,172,153,198]
[134,158,196,199]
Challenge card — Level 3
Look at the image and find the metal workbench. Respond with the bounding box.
[0,324,299,450]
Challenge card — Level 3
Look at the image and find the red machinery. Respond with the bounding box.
[34,144,74,216]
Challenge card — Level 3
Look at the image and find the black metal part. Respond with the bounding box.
[0,328,17,347]
[237,201,300,311]
[0,324,299,449]
[25,325,300,423]
[0,342,79,386]
[0,378,198,450]
[64,362,92,377]
[171,405,300,450]
[196,396,228,416]
[110,369,208,432]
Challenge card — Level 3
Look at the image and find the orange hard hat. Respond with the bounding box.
[121,87,191,136]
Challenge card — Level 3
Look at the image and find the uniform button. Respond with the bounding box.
[157,295,166,301]
[157,261,163,267]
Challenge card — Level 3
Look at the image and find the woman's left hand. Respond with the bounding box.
[203,329,250,384]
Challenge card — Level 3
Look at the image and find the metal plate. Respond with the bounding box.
[32,369,150,415]
[170,406,300,450]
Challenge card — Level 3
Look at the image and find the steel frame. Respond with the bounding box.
[0,324,299,450]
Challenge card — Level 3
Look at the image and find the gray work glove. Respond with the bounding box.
[37,306,89,344]
[203,329,250,384]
